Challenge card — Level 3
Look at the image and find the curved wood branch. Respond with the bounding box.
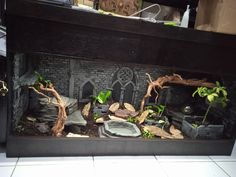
[140,73,216,111]
[29,83,67,137]
[0,80,8,96]
[29,86,51,102]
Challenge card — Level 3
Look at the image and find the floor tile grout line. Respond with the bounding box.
[154,155,170,177]
[154,155,158,161]
[209,156,231,177]
[209,155,236,162]
[92,156,95,168]
[10,158,19,177]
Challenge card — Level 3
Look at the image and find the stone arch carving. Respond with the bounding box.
[111,80,122,102]
[79,79,95,102]
[111,67,137,104]
[123,82,135,103]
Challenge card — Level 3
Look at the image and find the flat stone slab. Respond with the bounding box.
[104,120,141,137]
[65,110,87,126]
[114,109,139,118]
[36,96,78,122]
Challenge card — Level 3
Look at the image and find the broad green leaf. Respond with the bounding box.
[211,93,219,97]
[105,90,111,99]
[222,89,228,97]
[207,95,215,102]
[97,96,105,104]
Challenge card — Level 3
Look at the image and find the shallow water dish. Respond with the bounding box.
[104,120,141,137]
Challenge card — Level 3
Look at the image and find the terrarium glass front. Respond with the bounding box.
[10,53,236,140]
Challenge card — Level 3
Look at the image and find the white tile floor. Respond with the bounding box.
[0,141,235,177]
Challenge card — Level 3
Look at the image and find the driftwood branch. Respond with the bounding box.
[140,73,216,111]
[29,83,67,137]
[29,86,51,102]
[0,80,8,96]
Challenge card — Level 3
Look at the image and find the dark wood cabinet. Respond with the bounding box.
[7,0,236,76]
[6,0,236,156]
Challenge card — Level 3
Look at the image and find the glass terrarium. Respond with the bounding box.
[6,0,236,157]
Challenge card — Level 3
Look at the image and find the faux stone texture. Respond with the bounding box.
[104,120,141,137]
[36,96,78,122]
[65,110,87,126]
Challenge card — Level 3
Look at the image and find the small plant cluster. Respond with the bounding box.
[93,90,111,105]
[192,81,228,124]
[92,113,101,121]
[145,104,165,117]
[144,104,168,128]
[127,116,137,123]
[142,129,155,139]
[34,72,52,90]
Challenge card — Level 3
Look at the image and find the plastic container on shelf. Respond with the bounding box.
[180,5,190,28]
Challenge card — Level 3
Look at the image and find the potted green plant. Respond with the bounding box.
[182,81,228,139]
[92,90,111,115]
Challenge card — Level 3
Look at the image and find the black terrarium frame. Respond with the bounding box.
[6,0,236,157]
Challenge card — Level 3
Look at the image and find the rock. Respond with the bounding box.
[109,102,120,113]
[66,132,89,138]
[137,110,149,124]
[65,110,87,126]
[169,125,182,135]
[169,125,184,139]
[124,103,136,112]
[104,120,141,137]
[172,133,184,139]
[82,102,91,117]
[39,96,78,113]
[143,125,173,139]
[108,115,127,122]
[93,104,109,115]
[66,125,82,134]
[35,122,50,133]
[96,117,105,124]
[114,109,129,118]
[36,96,78,122]
[114,109,139,118]
[129,111,139,117]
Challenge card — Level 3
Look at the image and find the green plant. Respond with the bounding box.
[142,129,155,139]
[145,104,165,117]
[127,116,137,123]
[34,71,52,90]
[192,81,228,124]
[93,90,111,105]
[92,113,101,121]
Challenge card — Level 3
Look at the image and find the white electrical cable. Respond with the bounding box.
[129,3,161,19]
